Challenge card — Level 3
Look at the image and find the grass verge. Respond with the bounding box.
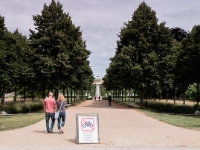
[117,100,200,131]
[139,109,200,131]
[0,113,44,131]
[0,99,83,131]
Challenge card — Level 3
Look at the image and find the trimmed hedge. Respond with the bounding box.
[0,100,44,114]
[136,101,200,114]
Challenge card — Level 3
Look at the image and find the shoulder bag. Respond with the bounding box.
[54,102,63,119]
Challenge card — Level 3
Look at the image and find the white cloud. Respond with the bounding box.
[162,8,200,31]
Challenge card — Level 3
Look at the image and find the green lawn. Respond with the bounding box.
[117,100,200,131]
[140,109,200,131]
[0,100,82,131]
[0,113,44,131]
[1,100,200,131]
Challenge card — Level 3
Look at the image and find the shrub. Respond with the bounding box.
[0,100,43,114]
[80,97,86,101]
[29,101,43,112]
[137,101,199,114]
[185,84,197,100]
[103,97,108,100]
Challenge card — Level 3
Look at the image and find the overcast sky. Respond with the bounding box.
[0,0,200,79]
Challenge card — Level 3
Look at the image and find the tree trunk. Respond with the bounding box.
[125,89,127,102]
[70,87,73,103]
[118,89,120,102]
[37,90,40,100]
[1,83,5,104]
[122,89,124,102]
[77,90,79,101]
[14,84,17,102]
[67,88,69,104]
[23,82,26,101]
[140,89,144,109]
[159,90,162,101]
[62,88,65,100]
[55,88,58,100]
[115,90,116,101]
[117,90,119,102]
[183,94,185,105]
[62,88,65,96]
[31,87,34,101]
[197,83,200,106]
[128,89,131,103]
[42,86,46,99]
[134,89,136,102]
[112,90,115,101]
[173,87,177,103]
[0,84,1,102]
[74,89,76,102]
[82,90,84,100]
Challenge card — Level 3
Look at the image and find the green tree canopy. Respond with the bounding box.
[29,0,93,96]
[104,2,173,107]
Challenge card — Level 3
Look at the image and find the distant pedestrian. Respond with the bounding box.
[108,94,112,106]
[99,96,100,101]
[44,92,56,133]
[94,96,96,100]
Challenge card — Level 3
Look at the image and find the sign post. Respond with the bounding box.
[75,113,100,144]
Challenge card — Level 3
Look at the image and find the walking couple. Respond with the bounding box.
[43,92,66,134]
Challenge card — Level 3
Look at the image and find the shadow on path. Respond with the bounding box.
[67,139,76,144]
[33,130,63,134]
[33,130,48,134]
[83,100,136,110]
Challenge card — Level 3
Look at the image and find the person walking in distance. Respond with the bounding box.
[44,92,56,133]
[56,93,66,134]
[108,94,112,106]
[99,96,100,101]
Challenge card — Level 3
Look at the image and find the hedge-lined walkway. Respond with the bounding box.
[0,100,200,150]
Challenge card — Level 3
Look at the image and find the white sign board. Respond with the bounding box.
[75,113,100,144]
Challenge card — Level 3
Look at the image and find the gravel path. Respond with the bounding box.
[0,100,200,150]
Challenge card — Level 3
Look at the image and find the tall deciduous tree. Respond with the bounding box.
[0,15,31,103]
[176,25,200,105]
[170,27,188,102]
[104,2,173,108]
[29,0,93,97]
[0,15,7,103]
[12,29,31,101]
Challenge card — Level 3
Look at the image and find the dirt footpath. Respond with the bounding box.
[0,100,200,150]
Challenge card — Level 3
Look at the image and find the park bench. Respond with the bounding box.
[0,110,14,116]
[66,104,71,107]
[127,102,134,107]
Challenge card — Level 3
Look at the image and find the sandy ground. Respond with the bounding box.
[0,100,200,150]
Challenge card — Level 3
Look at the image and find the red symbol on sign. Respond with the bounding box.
[81,118,95,131]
